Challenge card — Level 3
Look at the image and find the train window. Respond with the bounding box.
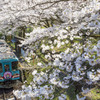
[12,61,18,71]
[5,65,10,71]
[0,63,2,73]
[0,43,4,45]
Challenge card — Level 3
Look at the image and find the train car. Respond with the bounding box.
[0,39,21,88]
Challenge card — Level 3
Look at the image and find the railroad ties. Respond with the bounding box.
[0,88,17,100]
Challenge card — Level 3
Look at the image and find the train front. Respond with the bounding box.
[0,58,20,82]
[0,40,20,87]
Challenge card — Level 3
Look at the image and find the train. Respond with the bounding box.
[0,39,21,88]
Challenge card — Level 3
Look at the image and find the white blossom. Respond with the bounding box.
[76,94,86,100]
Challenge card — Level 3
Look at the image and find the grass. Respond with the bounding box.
[10,43,15,49]
[53,85,76,100]
[67,85,76,100]
[84,86,100,100]
[25,72,33,86]
[7,40,15,50]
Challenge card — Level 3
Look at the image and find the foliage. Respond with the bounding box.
[0,0,100,100]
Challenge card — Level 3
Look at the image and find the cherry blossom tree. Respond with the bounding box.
[0,0,100,100]
[0,0,99,36]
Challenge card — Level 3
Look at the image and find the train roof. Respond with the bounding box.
[0,39,18,60]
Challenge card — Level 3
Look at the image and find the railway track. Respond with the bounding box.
[0,87,17,100]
